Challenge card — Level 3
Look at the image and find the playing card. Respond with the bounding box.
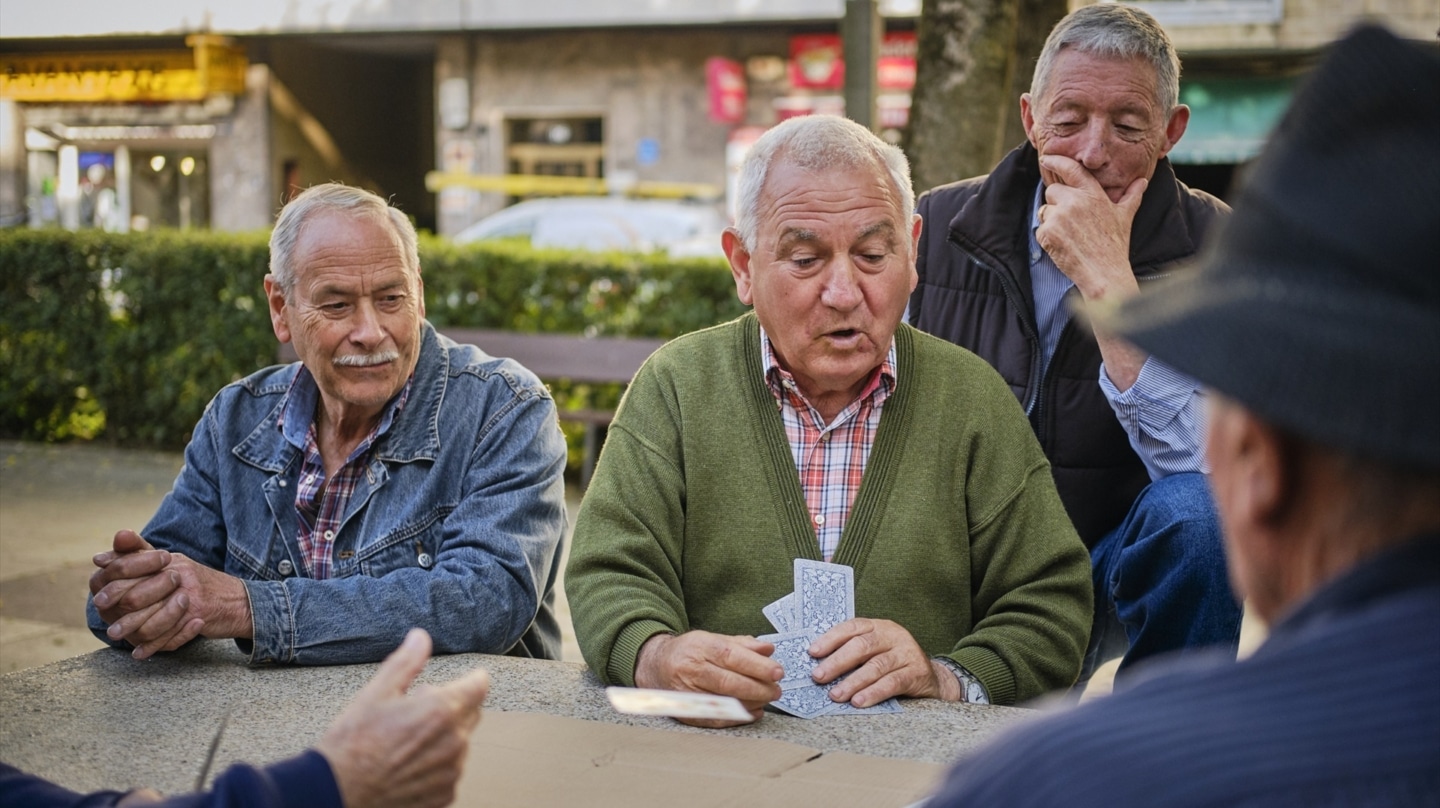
[770,682,838,719]
[795,558,855,634]
[605,687,752,722]
[758,629,821,687]
[762,592,799,633]
[823,696,905,715]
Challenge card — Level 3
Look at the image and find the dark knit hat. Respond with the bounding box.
[1096,25,1440,469]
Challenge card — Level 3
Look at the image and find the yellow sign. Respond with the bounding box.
[425,171,721,201]
[0,36,247,103]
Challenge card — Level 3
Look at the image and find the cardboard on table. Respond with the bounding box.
[458,710,944,807]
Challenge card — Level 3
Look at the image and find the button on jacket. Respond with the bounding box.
[86,324,568,664]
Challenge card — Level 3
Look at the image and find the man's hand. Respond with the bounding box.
[90,530,173,625]
[807,618,961,708]
[91,530,252,659]
[318,628,490,808]
[633,630,783,727]
[1036,153,1150,390]
[1035,154,1144,301]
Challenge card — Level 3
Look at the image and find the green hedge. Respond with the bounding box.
[1,228,745,456]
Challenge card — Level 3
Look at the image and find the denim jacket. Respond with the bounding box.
[87,323,568,664]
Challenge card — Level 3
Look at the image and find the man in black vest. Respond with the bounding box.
[909,4,1239,681]
[928,26,1440,804]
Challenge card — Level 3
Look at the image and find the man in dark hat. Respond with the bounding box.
[909,3,1240,683]
[926,24,1440,806]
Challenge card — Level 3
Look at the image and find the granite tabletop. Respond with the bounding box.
[0,640,1033,796]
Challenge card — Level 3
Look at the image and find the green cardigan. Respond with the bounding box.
[566,313,1091,705]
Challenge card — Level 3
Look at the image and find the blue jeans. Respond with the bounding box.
[1081,472,1242,682]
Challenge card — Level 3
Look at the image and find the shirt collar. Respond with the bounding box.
[277,366,414,452]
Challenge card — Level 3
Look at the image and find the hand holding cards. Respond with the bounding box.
[759,559,903,718]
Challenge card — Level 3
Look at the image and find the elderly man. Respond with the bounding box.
[930,25,1440,805]
[566,115,1091,726]
[3,630,490,808]
[909,4,1240,680]
[86,183,568,664]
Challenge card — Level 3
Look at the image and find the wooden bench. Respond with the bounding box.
[278,327,665,485]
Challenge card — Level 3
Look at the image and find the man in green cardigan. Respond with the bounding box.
[567,115,1092,727]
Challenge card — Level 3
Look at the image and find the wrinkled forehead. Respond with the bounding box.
[1044,47,1164,107]
[760,154,905,213]
[293,211,417,281]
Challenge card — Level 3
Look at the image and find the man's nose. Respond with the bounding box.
[821,260,863,311]
[349,300,384,345]
[1074,121,1110,170]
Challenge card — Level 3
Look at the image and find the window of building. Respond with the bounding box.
[505,116,604,179]
[1126,0,1283,26]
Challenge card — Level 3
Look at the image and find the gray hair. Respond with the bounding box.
[1031,4,1181,113]
[733,115,915,252]
[268,183,420,295]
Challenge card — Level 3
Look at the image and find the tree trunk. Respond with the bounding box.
[903,0,1067,195]
[1002,0,1070,152]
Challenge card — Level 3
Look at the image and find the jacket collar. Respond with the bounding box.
[1269,533,1440,642]
[233,323,447,472]
[948,142,1198,278]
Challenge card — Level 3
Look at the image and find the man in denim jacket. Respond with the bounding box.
[85,183,568,665]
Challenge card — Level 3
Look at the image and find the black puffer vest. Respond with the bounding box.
[909,143,1228,547]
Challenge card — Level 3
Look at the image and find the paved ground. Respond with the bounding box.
[0,439,1261,689]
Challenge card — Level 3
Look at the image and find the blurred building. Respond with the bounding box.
[1133,0,1436,197]
[0,0,1433,234]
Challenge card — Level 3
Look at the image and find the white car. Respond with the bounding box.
[452,197,728,258]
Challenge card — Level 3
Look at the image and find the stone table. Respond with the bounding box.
[0,640,1032,798]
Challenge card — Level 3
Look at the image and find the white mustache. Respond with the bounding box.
[333,351,400,367]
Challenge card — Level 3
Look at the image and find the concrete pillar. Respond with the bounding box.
[842,0,880,132]
[210,65,274,231]
[57,144,80,230]
[435,35,483,236]
[114,145,131,233]
[0,100,26,227]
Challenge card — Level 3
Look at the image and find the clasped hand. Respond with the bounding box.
[90,529,251,659]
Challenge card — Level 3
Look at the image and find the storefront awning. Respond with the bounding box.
[1171,76,1296,165]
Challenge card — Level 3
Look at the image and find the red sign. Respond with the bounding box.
[879,31,917,90]
[788,32,917,91]
[789,34,845,90]
[706,57,747,124]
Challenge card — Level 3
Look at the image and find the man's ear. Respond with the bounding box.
[1159,105,1191,159]
[415,273,426,320]
[1243,414,1289,529]
[907,214,922,293]
[264,275,292,344]
[1020,94,1039,148]
[723,228,755,306]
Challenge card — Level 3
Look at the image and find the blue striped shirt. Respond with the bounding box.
[1027,183,1206,479]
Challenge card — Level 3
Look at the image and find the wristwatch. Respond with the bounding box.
[932,656,990,705]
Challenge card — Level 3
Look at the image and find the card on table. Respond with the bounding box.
[605,687,753,722]
[771,682,838,719]
[824,696,905,715]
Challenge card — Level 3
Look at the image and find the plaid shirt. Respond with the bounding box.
[761,328,896,561]
[277,370,412,580]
